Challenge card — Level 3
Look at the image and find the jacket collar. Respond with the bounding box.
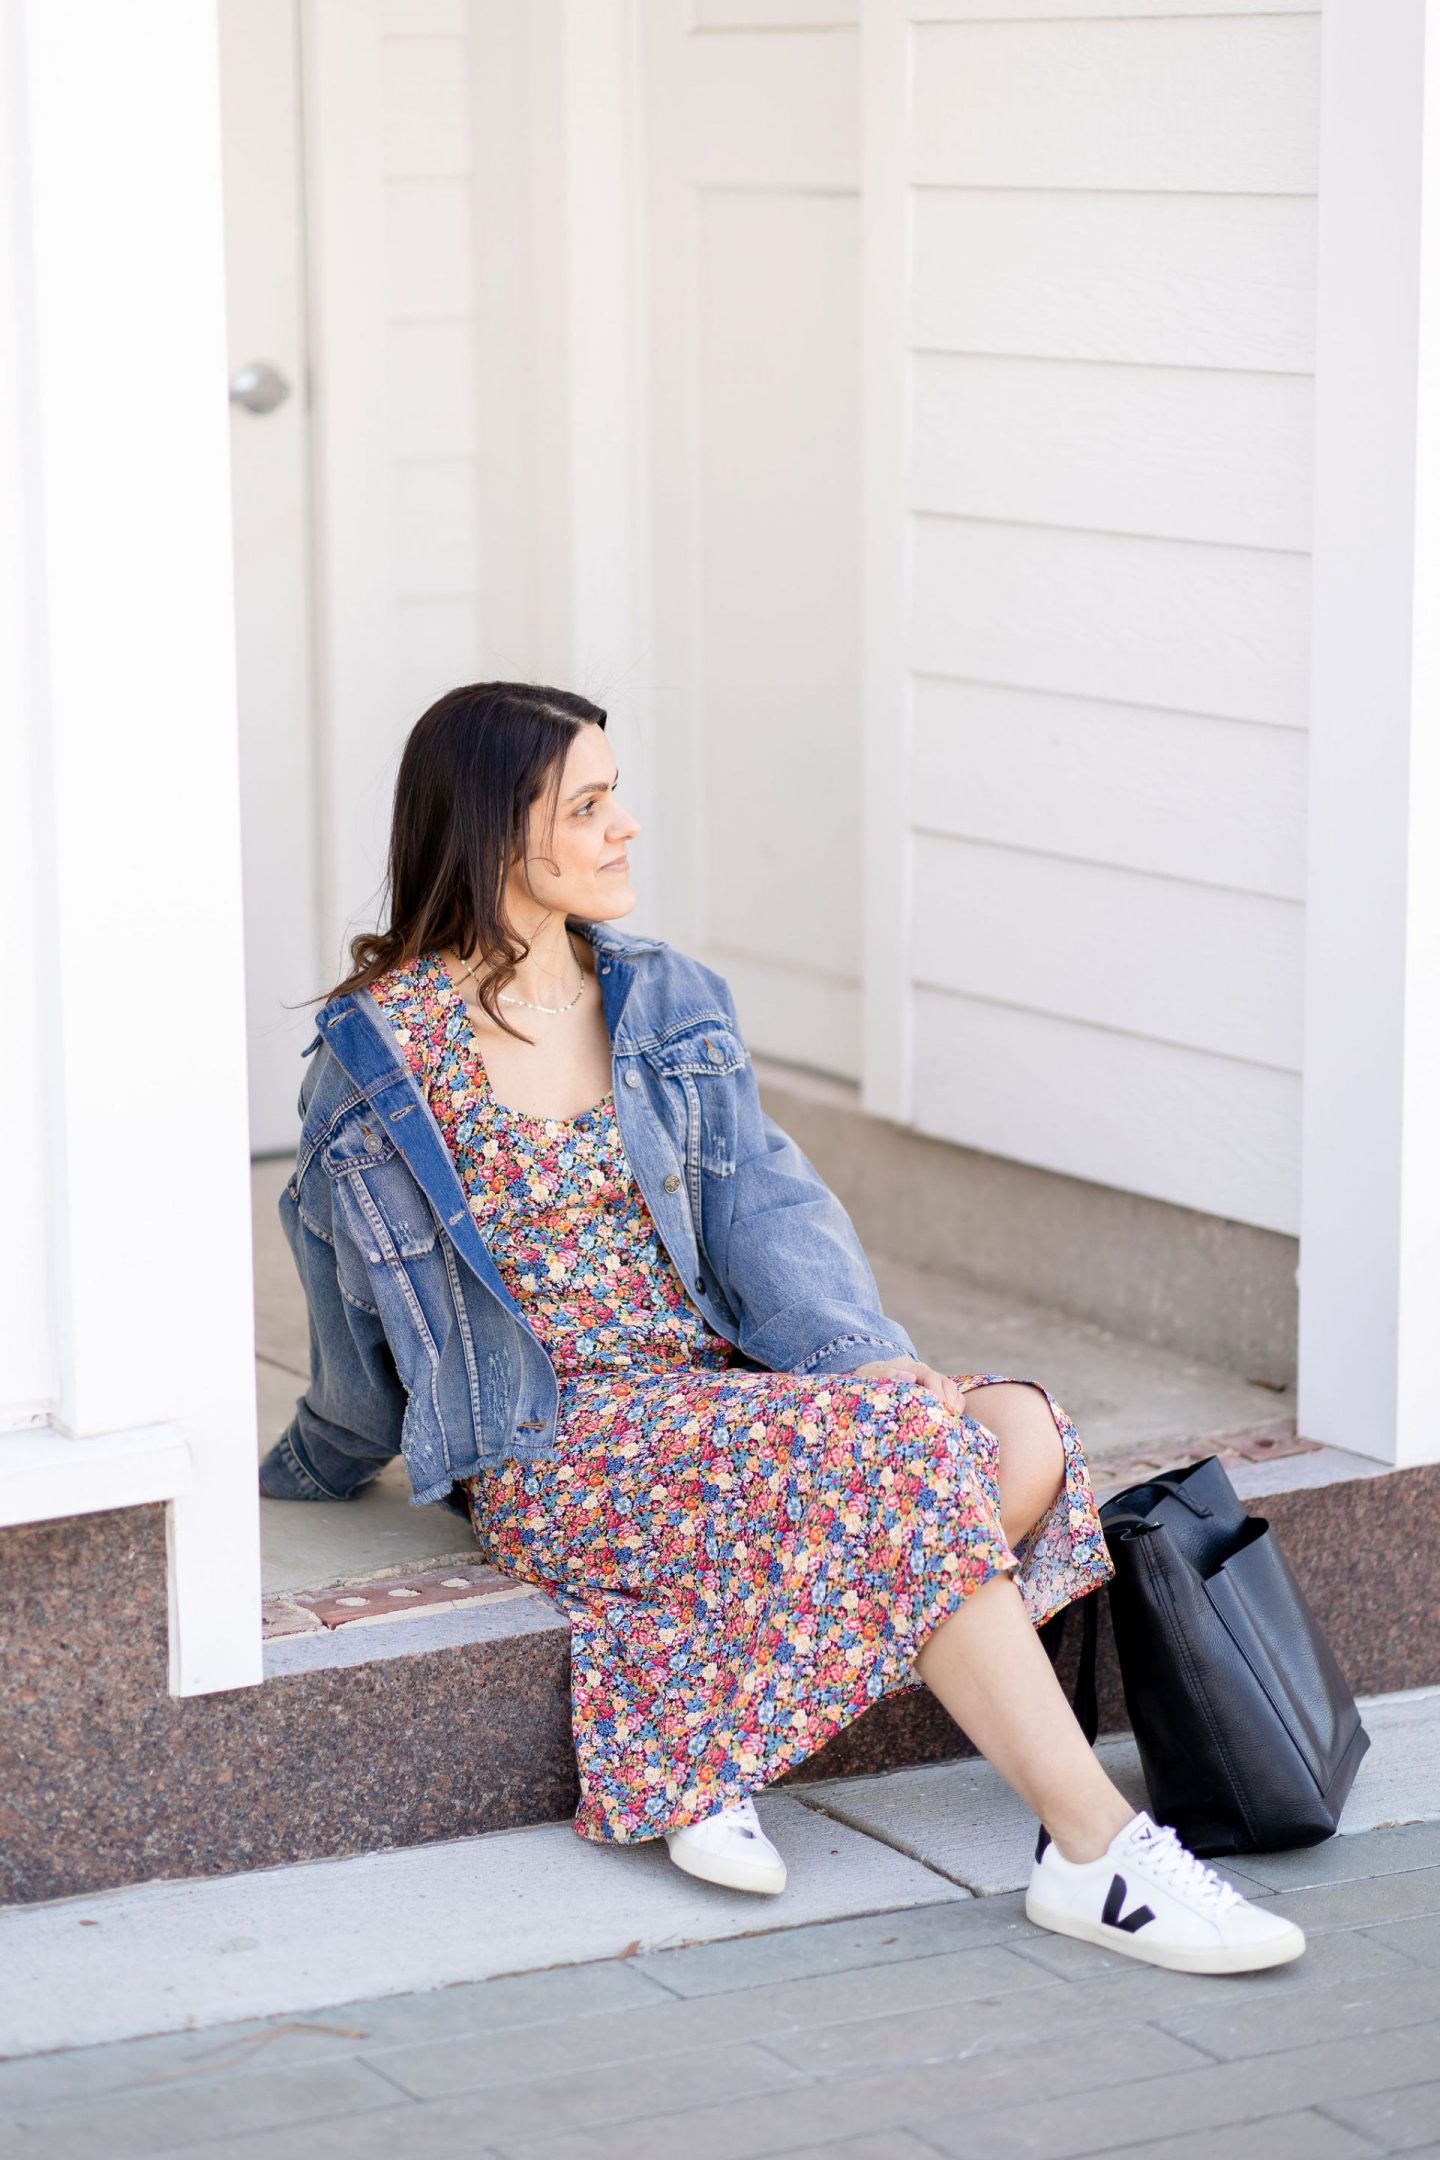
[567,915,666,957]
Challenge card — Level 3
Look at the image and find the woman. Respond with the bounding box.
[261,682,1304,1978]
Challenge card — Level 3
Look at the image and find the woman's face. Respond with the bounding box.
[514,724,641,922]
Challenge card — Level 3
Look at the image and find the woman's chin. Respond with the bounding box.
[589,884,636,917]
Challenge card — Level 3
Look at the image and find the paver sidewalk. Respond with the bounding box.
[3,1822,1440,2160]
[5,1687,1440,2158]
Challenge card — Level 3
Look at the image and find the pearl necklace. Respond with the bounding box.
[455,947,587,1016]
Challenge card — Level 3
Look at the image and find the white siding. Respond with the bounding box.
[909,15,1318,193]
[910,355,1313,553]
[913,992,1301,1234]
[910,679,1307,902]
[910,519,1311,726]
[866,0,1320,1234]
[911,191,1317,369]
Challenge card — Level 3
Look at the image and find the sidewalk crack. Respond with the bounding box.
[786,1787,993,1897]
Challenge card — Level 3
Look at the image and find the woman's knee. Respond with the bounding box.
[968,1381,1065,1536]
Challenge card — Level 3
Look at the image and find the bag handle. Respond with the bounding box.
[1122,1469,1214,1520]
[1100,1507,1162,1536]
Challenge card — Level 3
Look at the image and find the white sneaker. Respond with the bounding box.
[665,1796,787,1896]
[1026,1809,1306,1975]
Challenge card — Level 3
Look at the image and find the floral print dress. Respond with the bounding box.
[369,950,1114,1844]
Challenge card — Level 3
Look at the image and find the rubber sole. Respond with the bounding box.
[1024,1890,1306,1974]
[666,1836,787,1897]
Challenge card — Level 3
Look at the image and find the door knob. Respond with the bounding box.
[229,361,292,415]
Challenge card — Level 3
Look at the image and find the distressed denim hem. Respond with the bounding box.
[409,1436,557,1505]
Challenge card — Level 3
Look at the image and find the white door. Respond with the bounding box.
[218,0,321,1155]
[640,4,864,1078]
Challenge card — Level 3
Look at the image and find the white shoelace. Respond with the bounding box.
[718,1797,763,1839]
[1125,1819,1244,1913]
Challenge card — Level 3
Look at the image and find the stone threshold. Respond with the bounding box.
[262,1558,540,1642]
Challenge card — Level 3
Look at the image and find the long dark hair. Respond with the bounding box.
[317,681,608,1045]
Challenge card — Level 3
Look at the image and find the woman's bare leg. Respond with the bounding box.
[915,1575,1135,1863]
[913,1377,1137,1865]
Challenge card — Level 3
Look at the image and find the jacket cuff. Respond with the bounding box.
[792,1331,919,1377]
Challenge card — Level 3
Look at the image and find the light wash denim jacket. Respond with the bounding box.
[259,917,919,1507]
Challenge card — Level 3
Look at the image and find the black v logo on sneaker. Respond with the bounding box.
[1102,1872,1156,1933]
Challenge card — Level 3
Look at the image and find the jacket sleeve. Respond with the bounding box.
[706,970,920,1377]
[258,1169,408,1502]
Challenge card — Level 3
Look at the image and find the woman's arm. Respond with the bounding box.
[705,969,922,1377]
[258,1177,408,1501]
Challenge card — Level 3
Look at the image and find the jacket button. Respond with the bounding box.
[600,963,611,975]
[624,1070,640,1088]
[708,1042,724,1063]
[696,1276,707,1295]
[663,1172,681,1192]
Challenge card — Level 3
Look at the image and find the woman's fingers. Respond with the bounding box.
[850,1355,969,1416]
[916,1362,968,1414]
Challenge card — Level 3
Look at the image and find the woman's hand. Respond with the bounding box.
[849,1355,969,1417]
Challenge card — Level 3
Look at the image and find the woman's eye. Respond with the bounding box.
[576,800,595,818]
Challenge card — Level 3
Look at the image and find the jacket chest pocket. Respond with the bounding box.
[640,1023,747,1181]
[323,1108,439,1260]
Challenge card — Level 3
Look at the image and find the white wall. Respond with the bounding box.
[864,0,1320,1237]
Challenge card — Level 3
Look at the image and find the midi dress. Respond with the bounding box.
[369,950,1114,1844]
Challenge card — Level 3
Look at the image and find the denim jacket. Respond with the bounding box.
[260,916,919,1507]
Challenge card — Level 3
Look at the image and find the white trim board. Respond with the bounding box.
[0,1427,192,1530]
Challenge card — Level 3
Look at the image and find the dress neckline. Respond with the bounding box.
[424,949,615,1130]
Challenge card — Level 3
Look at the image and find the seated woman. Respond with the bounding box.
[260,680,1304,1979]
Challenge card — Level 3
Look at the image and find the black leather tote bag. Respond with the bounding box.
[1040,1454,1370,1857]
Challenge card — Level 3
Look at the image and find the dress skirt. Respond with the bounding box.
[468,1361,1112,1842]
[367,949,1115,1846]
